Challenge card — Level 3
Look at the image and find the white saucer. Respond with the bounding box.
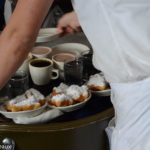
[47,93,91,112]
[36,28,59,43]
[91,89,111,96]
[87,72,111,96]
[51,43,90,58]
[0,88,47,119]
[0,102,47,119]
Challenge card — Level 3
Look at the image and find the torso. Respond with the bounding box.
[72,0,150,83]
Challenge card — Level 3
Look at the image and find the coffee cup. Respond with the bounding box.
[18,54,33,74]
[30,46,52,58]
[29,58,59,85]
[52,53,75,79]
[52,53,75,71]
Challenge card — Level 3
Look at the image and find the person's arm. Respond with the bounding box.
[57,11,81,37]
[0,0,54,89]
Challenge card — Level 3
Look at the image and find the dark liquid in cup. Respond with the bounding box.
[64,60,83,86]
[9,72,29,98]
[31,60,51,67]
[64,73,83,86]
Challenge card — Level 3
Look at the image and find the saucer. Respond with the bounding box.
[0,102,47,119]
[51,43,90,58]
[36,28,59,43]
[91,89,111,96]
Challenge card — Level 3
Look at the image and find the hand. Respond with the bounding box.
[57,11,82,37]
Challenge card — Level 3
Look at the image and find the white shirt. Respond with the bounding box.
[72,0,150,83]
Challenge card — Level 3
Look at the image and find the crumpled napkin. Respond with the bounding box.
[13,108,63,124]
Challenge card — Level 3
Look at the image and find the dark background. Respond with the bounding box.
[0,0,5,30]
[0,0,73,30]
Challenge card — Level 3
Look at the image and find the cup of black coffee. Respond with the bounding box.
[29,58,59,85]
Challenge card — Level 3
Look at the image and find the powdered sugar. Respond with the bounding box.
[87,74,107,87]
[66,85,88,99]
[51,94,73,102]
[8,89,45,107]
[51,83,89,102]
[53,83,69,93]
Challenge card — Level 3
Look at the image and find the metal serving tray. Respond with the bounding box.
[0,79,113,150]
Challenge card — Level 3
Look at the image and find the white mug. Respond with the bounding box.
[29,58,59,85]
[52,53,75,71]
[30,46,52,58]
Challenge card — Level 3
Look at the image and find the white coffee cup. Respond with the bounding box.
[30,46,52,58]
[52,53,75,71]
[18,54,33,74]
[29,58,59,85]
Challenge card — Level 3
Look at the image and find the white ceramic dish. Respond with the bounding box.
[87,72,111,96]
[51,43,90,79]
[91,89,111,96]
[0,102,47,119]
[51,43,90,58]
[36,28,59,43]
[47,93,91,112]
[0,88,47,119]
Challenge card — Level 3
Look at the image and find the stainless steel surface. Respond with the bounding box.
[2,138,15,150]
[35,32,91,49]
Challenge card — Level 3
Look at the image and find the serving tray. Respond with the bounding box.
[0,78,112,124]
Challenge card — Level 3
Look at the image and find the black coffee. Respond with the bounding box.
[31,60,51,67]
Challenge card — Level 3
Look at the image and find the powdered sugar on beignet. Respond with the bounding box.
[50,94,74,107]
[66,85,81,99]
[87,74,109,91]
[11,96,41,112]
[6,89,46,112]
[52,83,69,96]
[66,85,89,102]
[81,85,88,96]
[49,84,90,107]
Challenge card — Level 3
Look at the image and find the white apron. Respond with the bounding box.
[106,78,150,150]
[72,0,150,149]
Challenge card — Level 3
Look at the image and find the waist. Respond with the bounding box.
[110,77,150,128]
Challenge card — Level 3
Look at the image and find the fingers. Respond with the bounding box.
[57,26,77,37]
[56,28,63,34]
[66,26,76,35]
[57,27,75,37]
[56,11,81,37]
[57,24,81,36]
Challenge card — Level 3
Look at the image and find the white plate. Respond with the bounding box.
[0,102,47,119]
[47,93,91,112]
[0,88,47,119]
[51,43,90,79]
[36,28,59,43]
[91,89,111,96]
[87,72,111,96]
[51,43,90,58]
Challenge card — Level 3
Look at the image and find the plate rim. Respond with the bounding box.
[36,28,59,43]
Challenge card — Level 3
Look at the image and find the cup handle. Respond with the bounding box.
[51,68,59,80]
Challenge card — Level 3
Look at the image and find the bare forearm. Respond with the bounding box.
[0,0,54,89]
[0,34,29,88]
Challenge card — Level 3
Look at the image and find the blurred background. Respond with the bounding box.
[0,0,73,31]
[0,0,5,31]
